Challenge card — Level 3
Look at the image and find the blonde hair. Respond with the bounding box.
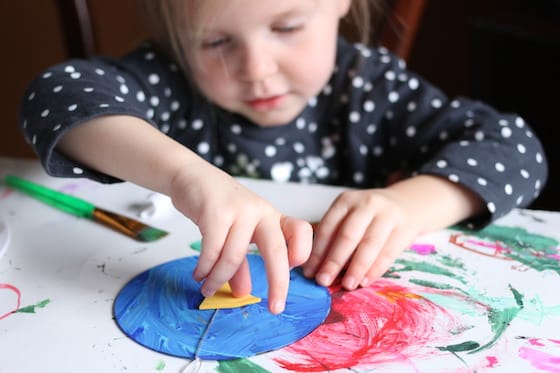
[140,0,384,76]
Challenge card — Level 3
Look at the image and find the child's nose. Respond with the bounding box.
[238,42,278,82]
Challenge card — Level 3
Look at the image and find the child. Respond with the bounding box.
[19,0,547,314]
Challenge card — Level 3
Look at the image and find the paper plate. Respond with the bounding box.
[114,254,331,360]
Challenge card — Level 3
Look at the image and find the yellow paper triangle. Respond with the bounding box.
[199,282,261,310]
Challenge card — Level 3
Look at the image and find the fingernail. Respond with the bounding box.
[360,277,371,288]
[201,287,215,298]
[317,272,332,286]
[272,301,285,314]
[343,276,357,290]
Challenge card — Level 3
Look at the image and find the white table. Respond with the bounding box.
[1,157,559,373]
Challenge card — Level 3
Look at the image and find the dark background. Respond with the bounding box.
[2,0,558,210]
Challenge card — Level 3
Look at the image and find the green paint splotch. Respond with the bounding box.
[217,358,270,373]
[155,360,165,371]
[454,224,560,274]
[14,299,50,314]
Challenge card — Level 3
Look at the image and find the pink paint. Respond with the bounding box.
[529,338,546,347]
[486,356,498,368]
[410,244,437,255]
[519,347,560,372]
[0,283,21,320]
[546,253,560,261]
[274,279,461,372]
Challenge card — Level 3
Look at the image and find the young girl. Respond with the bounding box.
[19,0,547,314]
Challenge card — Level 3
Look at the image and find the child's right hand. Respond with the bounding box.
[169,162,313,314]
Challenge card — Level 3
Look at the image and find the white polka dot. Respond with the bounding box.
[467,158,478,166]
[198,142,210,154]
[308,97,318,107]
[364,82,373,91]
[145,52,155,60]
[381,55,391,64]
[68,104,78,111]
[385,71,396,80]
[160,111,170,121]
[99,104,110,108]
[364,100,375,112]
[227,144,237,153]
[495,162,505,172]
[504,184,513,195]
[170,101,180,111]
[136,91,146,102]
[275,137,286,146]
[520,169,530,179]
[53,124,61,131]
[73,167,84,175]
[436,160,447,168]
[354,172,364,183]
[385,111,394,120]
[64,65,75,73]
[70,72,81,79]
[296,118,306,129]
[464,119,475,128]
[323,84,332,95]
[459,140,470,147]
[367,124,377,134]
[515,117,525,128]
[487,202,496,213]
[474,131,485,141]
[84,87,94,93]
[349,111,360,123]
[516,196,524,206]
[115,96,125,102]
[28,92,36,100]
[147,108,154,118]
[499,119,508,126]
[95,68,105,75]
[42,72,53,79]
[517,144,526,154]
[536,153,543,163]
[501,127,512,138]
[120,85,129,95]
[407,101,417,112]
[265,146,277,157]
[308,122,318,133]
[230,124,242,134]
[150,96,160,106]
[41,109,49,118]
[294,142,305,153]
[53,85,63,93]
[116,75,126,84]
[32,134,37,144]
[478,177,488,186]
[164,88,172,97]
[535,179,541,190]
[431,98,443,108]
[373,146,383,156]
[145,74,159,86]
[352,76,364,88]
[526,130,533,138]
[408,78,419,90]
[405,126,416,137]
[439,131,448,141]
[192,119,203,130]
[359,145,368,155]
[448,174,459,183]
[451,100,461,108]
[160,124,170,133]
[388,91,399,103]
[178,119,187,129]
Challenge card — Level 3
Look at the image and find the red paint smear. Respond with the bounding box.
[275,279,460,372]
[410,243,436,255]
[0,189,14,200]
[519,347,560,372]
[486,356,498,368]
[0,283,21,320]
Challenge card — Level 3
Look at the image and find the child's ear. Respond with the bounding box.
[338,0,352,18]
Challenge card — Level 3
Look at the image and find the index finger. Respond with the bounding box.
[253,218,290,314]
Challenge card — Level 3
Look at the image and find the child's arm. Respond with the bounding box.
[58,115,313,313]
[303,174,483,289]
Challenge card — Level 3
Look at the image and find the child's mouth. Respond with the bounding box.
[246,95,285,111]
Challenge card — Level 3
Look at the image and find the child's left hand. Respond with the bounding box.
[302,175,484,290]
[302,188,421,290]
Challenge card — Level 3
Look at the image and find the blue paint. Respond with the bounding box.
[114,255,330,360]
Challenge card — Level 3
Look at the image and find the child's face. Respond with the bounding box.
[183,0,351,126]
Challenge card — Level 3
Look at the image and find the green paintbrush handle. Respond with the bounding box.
[4,175,95,218]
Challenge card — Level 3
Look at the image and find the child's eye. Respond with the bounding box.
[272,24,304,34]
[201,37,230,49]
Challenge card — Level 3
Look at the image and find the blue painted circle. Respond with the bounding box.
[113,255,331,360]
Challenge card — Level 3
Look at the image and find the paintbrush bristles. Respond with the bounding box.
[92,208,168,242]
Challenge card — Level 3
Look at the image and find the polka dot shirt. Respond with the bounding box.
[19,38,548,227]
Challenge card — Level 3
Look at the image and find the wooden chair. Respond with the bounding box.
[57,0,426,61]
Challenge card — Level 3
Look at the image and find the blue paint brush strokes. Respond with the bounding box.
[113,255,331,360]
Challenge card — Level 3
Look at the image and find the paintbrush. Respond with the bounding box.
[4,175,168,242]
